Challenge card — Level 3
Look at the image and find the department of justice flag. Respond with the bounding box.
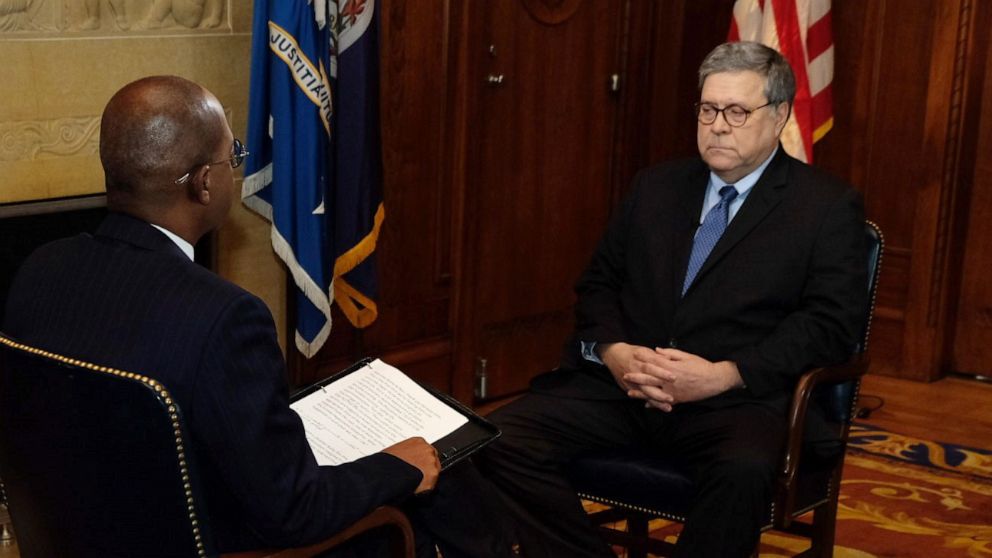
[243,0,384,358]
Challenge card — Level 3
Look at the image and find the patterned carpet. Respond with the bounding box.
[825,424,992,557]
[590,423,992,557]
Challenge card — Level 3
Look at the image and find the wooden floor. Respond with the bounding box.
[0,373,988,557]
[857,371,992,448]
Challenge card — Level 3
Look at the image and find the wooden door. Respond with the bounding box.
[457,0,627,400]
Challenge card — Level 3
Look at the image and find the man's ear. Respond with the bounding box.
[186,164,212,205]
[775,102,791,136]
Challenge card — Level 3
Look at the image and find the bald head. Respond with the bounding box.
[100,76,228,212]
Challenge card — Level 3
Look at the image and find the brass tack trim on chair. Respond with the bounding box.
[0,335,208,558]
[578,493,689,523]
[844,221,883,424]
[863,220,884,354]
[580,494,780,531]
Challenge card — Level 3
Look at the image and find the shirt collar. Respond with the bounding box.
[150,224,195,261]
[708,145,780,196]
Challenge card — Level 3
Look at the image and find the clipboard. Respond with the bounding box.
[291,357,500,470]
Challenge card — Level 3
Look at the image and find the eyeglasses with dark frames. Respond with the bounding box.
[174,138,250,185]
[694,102,774,127]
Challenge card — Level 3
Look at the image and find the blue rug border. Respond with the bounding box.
[847,421,992,478]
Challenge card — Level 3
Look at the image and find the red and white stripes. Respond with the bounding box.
[728,0,833,163]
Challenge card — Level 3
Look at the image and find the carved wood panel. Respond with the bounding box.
[453,0,627,400]
[951,0,992,377]
[810,0,987,381]
[814,0,938,379]
[816,0,992,381]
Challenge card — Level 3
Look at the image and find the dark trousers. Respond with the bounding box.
[406,459,520,558]
[475,392,786,558]
[331,460,519,558]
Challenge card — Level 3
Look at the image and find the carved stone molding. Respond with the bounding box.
[0,0,229,35]
[0,0,58,32]
[520,0,582,26]
[0,106,233,164]
[0,115,101,162]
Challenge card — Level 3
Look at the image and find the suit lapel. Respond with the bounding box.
[669,163,710,302]
[684,149,791,296]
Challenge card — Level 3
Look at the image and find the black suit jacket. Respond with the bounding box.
[2,213,420,552]
[539,148,868,411]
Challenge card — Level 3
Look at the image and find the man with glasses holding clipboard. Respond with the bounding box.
[4,76,518,558]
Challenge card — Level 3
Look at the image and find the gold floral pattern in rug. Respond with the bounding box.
[829,424,992,558]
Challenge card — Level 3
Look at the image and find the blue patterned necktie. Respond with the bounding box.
[682,185,739,295]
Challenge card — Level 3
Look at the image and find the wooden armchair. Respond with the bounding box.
[222,506,413,558]
[0,333,413,558]
[567,221,884,558]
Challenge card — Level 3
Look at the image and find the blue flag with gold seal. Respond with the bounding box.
[244,0,383,358]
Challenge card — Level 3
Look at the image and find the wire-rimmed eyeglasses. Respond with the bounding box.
[694,102,773,127]
[174,138,250,185]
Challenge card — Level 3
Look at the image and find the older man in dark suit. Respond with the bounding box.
[476,41,868,557]
[3,76,516,557]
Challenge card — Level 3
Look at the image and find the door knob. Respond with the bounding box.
[486,74,505,87]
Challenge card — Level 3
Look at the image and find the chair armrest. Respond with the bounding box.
[221,506,415,558]
[776,354,869,523]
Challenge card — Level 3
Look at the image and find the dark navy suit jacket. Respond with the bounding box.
[541,148,868,413]
[3,212,420,552]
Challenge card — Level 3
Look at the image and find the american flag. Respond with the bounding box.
[729,0,833,163]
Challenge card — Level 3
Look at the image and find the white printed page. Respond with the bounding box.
[290,359,469,466]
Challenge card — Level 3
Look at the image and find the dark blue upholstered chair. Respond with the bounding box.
[0,333,414,558]
[567,221,884,558]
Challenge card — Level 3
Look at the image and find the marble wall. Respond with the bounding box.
[0,0,288,348]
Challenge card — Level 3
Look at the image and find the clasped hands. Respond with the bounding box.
[599,342,744,412]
